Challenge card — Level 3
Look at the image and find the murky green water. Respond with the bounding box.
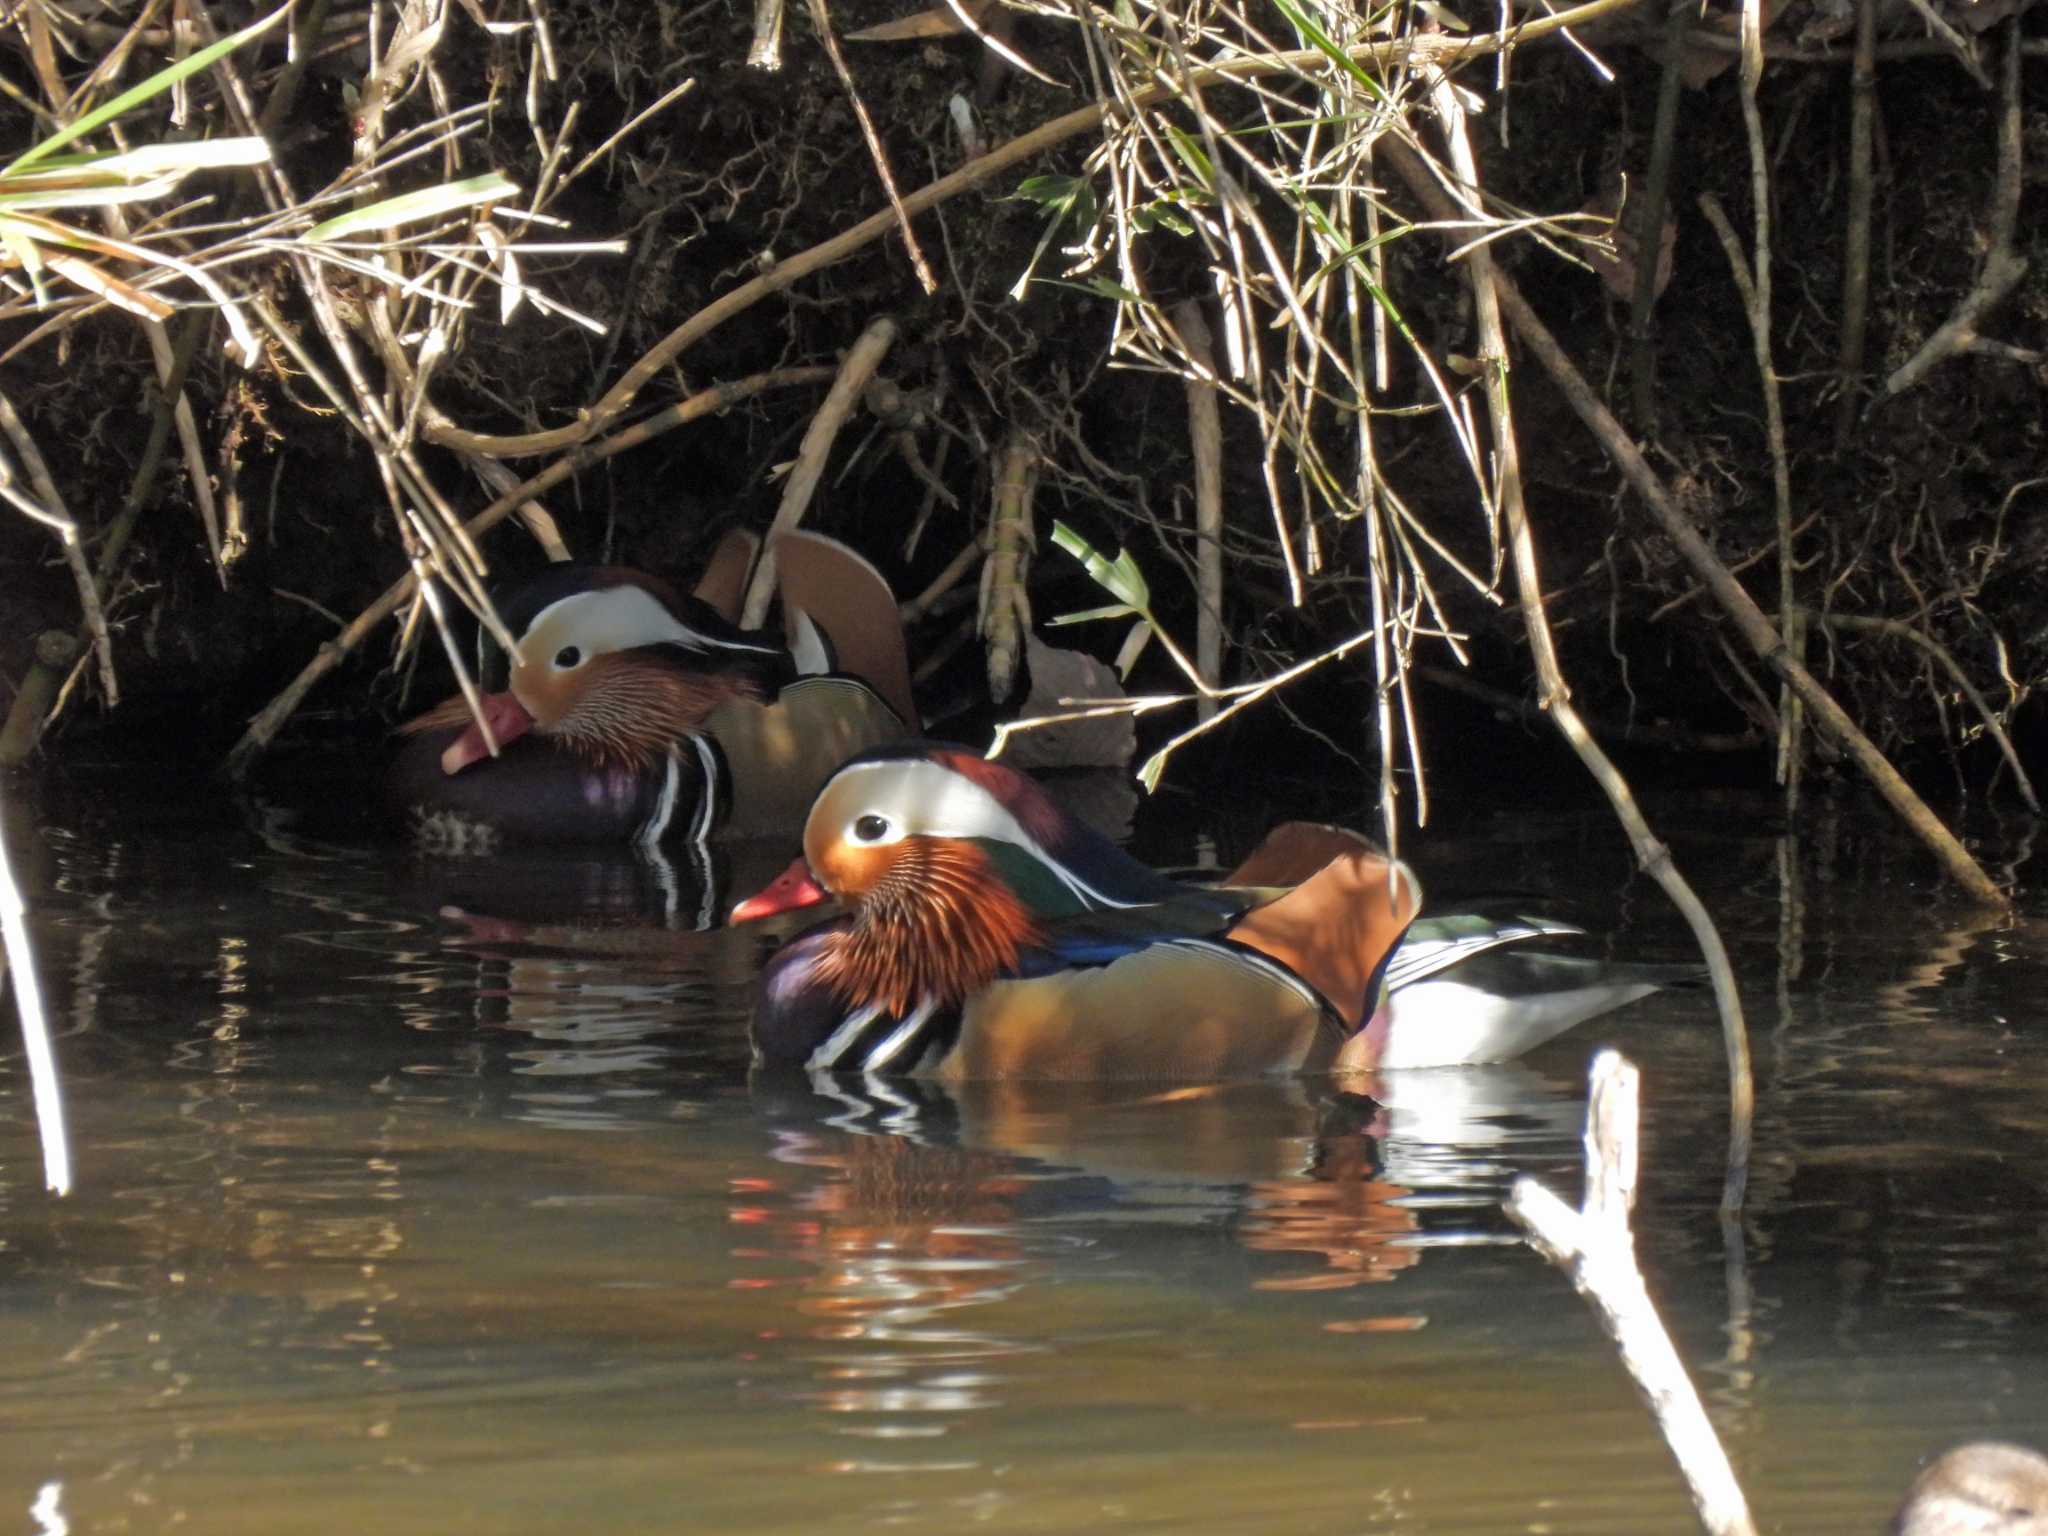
[2,770,2045,1533]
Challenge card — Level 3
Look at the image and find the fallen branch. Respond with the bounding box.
[1506,1052,1757,1536]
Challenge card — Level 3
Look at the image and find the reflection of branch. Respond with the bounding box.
[1885,24,2028,398]
[1508,1054,1756,1536]
[1788,609,2041,815]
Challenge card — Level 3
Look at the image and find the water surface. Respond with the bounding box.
[1,772,2044,1534]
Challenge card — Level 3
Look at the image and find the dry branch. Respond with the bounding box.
[1175,300,1225,723]
[739,318,899,629]
[419,0,1653,462]
[1884,24,2028,399]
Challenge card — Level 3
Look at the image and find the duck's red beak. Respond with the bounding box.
[440,691,536,775]
[730,856,831,924]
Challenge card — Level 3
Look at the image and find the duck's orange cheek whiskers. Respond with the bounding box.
[731,857,832,923]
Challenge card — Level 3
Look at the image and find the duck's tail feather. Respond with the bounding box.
[691,529,760,624]
[773,529,920,729]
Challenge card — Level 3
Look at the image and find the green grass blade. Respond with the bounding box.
[3,8,290,177]
[301,173,520,243]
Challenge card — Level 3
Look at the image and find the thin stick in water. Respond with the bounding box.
[0,782,73,1196]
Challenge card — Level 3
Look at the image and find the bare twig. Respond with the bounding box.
[1884,24,2026,399]
[808,0,937,294]
[1410,85,1754,1211]
[1175,299,1225,723]
[0,390,117,706]
[739,318,898,628]
[1832,0,1876,451]
[1698,192,1796,803]
[1790,609,2041,816]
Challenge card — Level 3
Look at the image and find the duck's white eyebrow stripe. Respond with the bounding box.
[524,587,782,658]
[831,760,1141,910]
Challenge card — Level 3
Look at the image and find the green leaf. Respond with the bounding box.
[1131,203,1195,237]
[1052,520,1151,611]
[1263,0,1387,97]
[1081,277,1142,303]
[1011,174,1084,208]
[301,172,520,243]
[1047,601,1139,626]
[1162,127,1215,192]
[2,7,290,178]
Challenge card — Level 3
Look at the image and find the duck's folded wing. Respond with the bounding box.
[1381,910,1584,993]
[945,939,1344,1080]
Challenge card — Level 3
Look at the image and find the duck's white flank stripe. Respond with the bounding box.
[636,751,682,851]
[808,1004,884,1071]
[861,999,938,1071]
[1171,937,1329,1011]
[686,735,720,845]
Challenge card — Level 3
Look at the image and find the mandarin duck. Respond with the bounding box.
[389,530,919,850]
[731,745,1701,1079]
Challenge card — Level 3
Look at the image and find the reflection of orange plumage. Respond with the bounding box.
[1240,1133,1423,1296]
[734,1131,1031,1357]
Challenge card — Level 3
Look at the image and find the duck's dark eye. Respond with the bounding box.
[554,645,581,669]
[853,814,890,842]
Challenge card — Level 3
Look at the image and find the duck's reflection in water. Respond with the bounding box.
[730,1066,1583,1465]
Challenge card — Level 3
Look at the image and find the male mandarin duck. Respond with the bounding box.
[388,530,920,850]
[729,744,1701,1079]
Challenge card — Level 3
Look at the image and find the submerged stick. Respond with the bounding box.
[0,781,73,1195]
[1507,1053,1756,1536]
